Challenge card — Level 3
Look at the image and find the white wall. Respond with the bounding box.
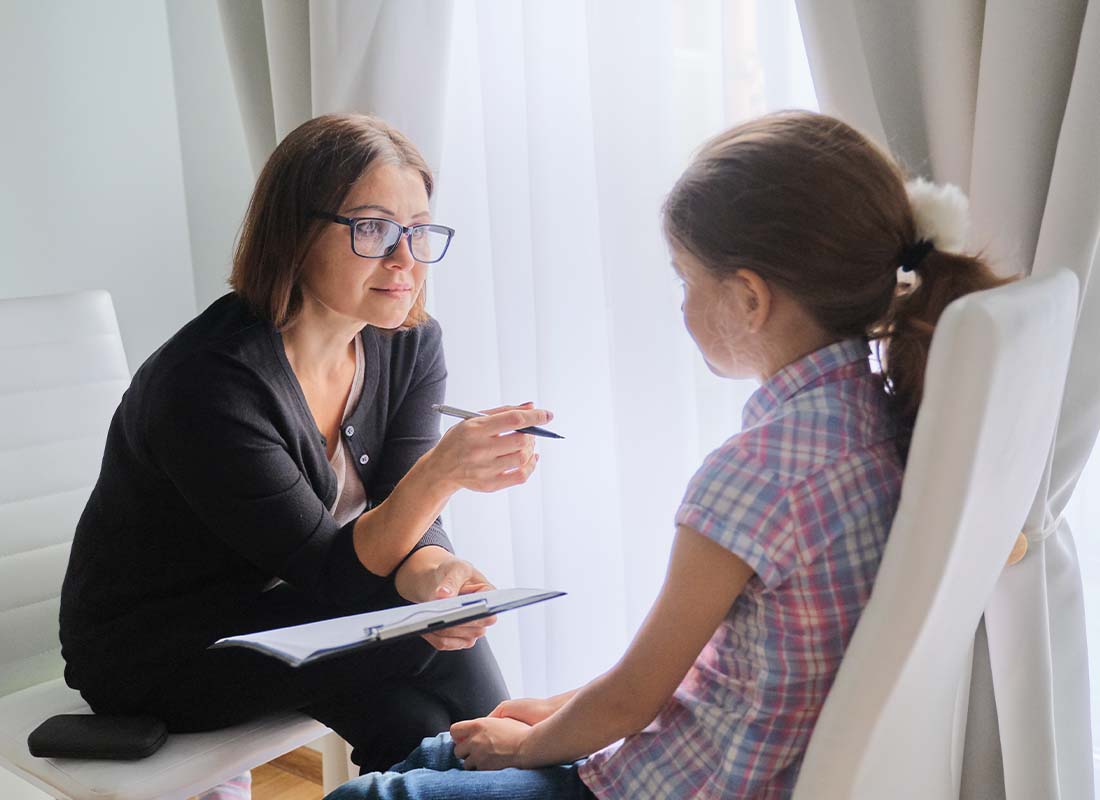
[0,0,198,371]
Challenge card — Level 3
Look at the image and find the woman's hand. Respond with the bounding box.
[424,402,552,494]
[450,716,534,771]
[488,697,560,726]
[394,548,499,651]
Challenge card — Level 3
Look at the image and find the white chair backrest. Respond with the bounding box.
[793,269,1079,799]
[0,291,130,698]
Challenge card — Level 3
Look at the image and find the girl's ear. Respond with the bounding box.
[735,269,772,333]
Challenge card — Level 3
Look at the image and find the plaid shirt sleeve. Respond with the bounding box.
[674,439,795,589]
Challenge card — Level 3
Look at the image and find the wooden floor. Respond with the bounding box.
[192,746,325,800]
[255,746,325,800]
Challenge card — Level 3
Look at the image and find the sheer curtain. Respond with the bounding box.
[428,0,815,698]
[168,0,816,699]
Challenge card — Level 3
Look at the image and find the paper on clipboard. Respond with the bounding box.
[211,587,564,667]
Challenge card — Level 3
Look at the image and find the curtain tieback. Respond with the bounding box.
[1007,511,1066,566]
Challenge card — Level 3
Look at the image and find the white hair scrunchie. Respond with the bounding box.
[904,177,970,254]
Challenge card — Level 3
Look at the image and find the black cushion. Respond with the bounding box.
[28,714,168,760]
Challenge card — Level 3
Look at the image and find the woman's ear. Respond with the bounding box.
[735,269,772,333]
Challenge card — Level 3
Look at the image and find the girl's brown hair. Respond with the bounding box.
[662,111,1009,444]
[230,113,434,330]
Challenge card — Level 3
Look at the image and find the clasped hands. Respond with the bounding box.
[450,697,557,771]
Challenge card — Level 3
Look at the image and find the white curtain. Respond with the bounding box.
[168,0,817,697]
[796,1,1100,797]
[428,0,817,697]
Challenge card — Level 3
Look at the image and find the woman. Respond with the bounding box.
[58,113,551,772]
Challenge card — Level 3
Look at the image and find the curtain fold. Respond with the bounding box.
[796,1,1099,796]
[214,0,453,177]
[215,0,277,177]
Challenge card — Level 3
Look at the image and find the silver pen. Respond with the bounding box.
[431,404,564,439]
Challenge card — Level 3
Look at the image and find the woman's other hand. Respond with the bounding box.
[425,402,552,493]
[394,549,499,651]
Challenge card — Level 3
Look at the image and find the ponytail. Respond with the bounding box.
[871,249,1011,431]
[870,176,1013,448]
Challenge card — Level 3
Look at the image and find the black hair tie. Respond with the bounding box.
[899,239,934,273]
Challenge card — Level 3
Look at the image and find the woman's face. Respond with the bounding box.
[301,162,431,329]
[672,246,758,379]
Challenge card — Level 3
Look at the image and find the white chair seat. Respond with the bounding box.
[0,679,328,800]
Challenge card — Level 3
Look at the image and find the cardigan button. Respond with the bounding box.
[344,425,355,437]
[359,454,369,465]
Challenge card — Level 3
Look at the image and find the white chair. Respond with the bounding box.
[0,290,337,800]
[792,269,1079,799]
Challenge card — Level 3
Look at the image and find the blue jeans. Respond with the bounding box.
[324,733,596,800]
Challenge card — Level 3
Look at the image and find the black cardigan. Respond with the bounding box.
[60,292,453,692]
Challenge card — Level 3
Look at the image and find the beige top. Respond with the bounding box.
[328,335,369,527]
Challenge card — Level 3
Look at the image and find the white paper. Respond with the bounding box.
[211,587,563,667]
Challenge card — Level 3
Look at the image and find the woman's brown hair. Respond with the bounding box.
[230,113,434,330]
[662,111,1009,447]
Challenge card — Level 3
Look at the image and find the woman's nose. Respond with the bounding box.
[385,235,417,270]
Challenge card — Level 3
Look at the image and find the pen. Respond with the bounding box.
[431,404,565,439]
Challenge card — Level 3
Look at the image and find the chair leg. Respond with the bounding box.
[320,732,351,794]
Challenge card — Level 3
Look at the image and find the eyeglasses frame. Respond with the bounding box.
[310,211,455,264]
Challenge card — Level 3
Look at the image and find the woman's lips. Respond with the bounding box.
[371,286,413,297]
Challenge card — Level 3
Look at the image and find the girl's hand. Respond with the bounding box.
[395,552,499,650]
[425,402,552,493]
[488,697,559,726]
[450,716,533,771]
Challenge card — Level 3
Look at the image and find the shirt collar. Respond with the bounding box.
[742,337,871,429]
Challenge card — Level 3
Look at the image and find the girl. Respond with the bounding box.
[325,111,1007,799]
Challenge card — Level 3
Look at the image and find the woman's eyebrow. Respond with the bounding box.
[343,204,432,222]
[344,203,394,215]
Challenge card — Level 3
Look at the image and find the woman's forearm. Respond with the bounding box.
[351,451,457,576]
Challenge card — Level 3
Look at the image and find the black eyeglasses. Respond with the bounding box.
[311,211,455,264]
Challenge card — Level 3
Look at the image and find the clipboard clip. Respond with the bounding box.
[364,597,490,641]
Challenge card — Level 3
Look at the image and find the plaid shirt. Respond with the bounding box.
[579,338,904,799]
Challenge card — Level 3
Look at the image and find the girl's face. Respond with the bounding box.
[672,246,760,380]
[301,163,430,329]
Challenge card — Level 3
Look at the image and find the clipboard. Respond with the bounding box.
[210,587,564,667]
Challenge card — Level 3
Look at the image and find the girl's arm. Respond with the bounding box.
[452,525,754,770]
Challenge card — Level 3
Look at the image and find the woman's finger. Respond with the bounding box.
[479,408,553,436]
[499,452,539,484]
[458,580,494,594]
[442,618,496,639]
[478,401,535,415]
[423,633,480,650]
[492,433,535,460]
[493,448,533,472]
